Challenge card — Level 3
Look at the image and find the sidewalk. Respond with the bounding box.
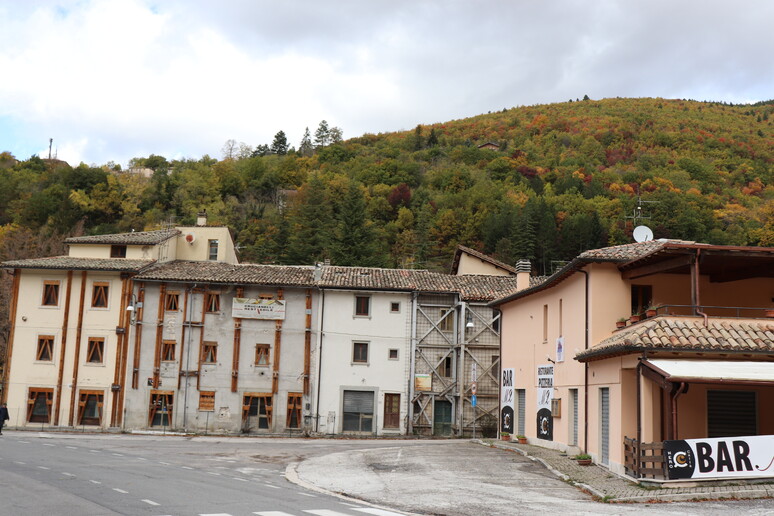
[485,439,774,503]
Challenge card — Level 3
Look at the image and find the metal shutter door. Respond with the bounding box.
[600,387,609,465]
[343,391,374,414]
[708,390,756,438]
[571,389,578,446]
[517,389,526,436]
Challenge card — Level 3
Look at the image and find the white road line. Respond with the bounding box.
[89,480,101,484]
[232,477,248,481]
[42,443,55,447]
[37,466,50,470]
[141,499,159,506]
[66,446,77,449]
[159,461,170,465]
[263,483,281,489]
[112,453,124,457]
[200,513,232,516]
[353,509,408,516]
[298,492,316,497]
[304,510,361,516]
[253,512,295,516]
[62,472,75,477]
[112,488,128,494]
[137,457,147,461]
[89,449,100,453]
[14,461,26,465]
[339,503,359,507]
[182,466,194,470]
[19,440,29,443]
[207,472,220,476]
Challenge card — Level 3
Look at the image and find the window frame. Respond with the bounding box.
[439,355,453,377]
[205,292,221,313]
[86,337,105,364]
[36,335,55,362]
[255,344,270,366]
[242,393,273,430]
[352,341,369,364]
[286,393,303,429]
[165,292,180,311]
[438,308,453,332]
[383,393,401,429]
[390,301,401,313]
[91,281,110,309]
[201,341,218,364]
[41,280,60,307]
[77,390,104,426]
[199,391,215,412]
[388,348,399,360]
[110,245,127,258]
[208,239,219,261]
[354,295,370,317]
[149,390,174,427]
[27,388,54,423]
[161,340,176,362]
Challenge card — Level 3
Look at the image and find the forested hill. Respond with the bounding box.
[1,97,773,277]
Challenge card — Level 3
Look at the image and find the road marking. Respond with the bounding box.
[263,483,281,489]
[14,461,26,465]
[232,477,248,481]
[159,461,170,465]
[112,453,124,457]
[90,449,100,453]
[207,471,221,476]
[62,472,75,477]
[37,466,50,470]
[253,512,296,516]
[298,492,316,497]
[42,443,55,447]
[354,509,408,516]
[200,513,232,516]
[137,457,147,461]
[66,446,77,449]
[304,510,362,516]
[141,499,159,506]
[19,440,29,443]
[113,488,128,494]
[182,466,194,470]
[89,480,101,484]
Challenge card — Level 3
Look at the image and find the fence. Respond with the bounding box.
[624,437,665,479]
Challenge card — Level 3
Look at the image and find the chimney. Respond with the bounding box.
[515,259,531,291]
[196,210,208,227]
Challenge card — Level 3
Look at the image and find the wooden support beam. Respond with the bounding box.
[1,270,21,405]
[131,284,145,389]
[178,288,190,390]
[110,276,129,427]
[196,289,207,391]
[621,254,694,280]
[68,271,88,426]
[152,283,167,389]
[115,278,133,427]
[231,287,244,392]
[304,289,312,395]
[272,288,284,395]
[54,271,73,425]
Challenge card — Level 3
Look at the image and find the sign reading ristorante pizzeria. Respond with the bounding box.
[232,298,286,320]
[664,435,774,480]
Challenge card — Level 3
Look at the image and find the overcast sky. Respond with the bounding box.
[1,0,772,168]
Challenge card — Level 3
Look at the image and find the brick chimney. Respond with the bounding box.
[196,210,208,227]
[516,259,531,291]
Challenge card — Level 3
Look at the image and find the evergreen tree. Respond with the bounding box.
[427,128,439,147]
[270,131,288,155]
[286,174,332,264]
[329,180,380,266]
[314,120,330,148]
[299,127,313,157]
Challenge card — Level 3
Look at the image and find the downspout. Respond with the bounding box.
[578,268,589,452]
[693,249,709,327]
[314,289,325,433]
[636,357,643,477]
[671,382,688,439]
[408,292,418,435]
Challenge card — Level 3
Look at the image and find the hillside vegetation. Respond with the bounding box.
[1,97,773,278]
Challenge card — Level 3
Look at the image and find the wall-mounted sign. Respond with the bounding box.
[500,368,515,434]
[556,336,564,363]
[232,298,286,320]
[537,364,554,440]
[415,374,432,392]
[664,435,774,480]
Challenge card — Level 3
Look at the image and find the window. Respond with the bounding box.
[243,393,273,430]
[708,390,757,437]
[208,239,219,261]
[559,298,563,336]
[517,389,526,436]
[86,337,104,364]
[542,304,548,342]
[631,285,653,316]
[42,280,60,306]
[149,391,174,426]
[355,296,370,317]
[91,282,109,308]
[199,391,215,412]
[353,342,369,364]
[201,342,217,364]
[439,356,453,377]
[165,292,180,311]
[110,245,127,258]
[205,292,220,313]
[27,388,54,423]
[286,393,302,429]
[492,312,501,334]
[77,391,104,425]
[343,390,374,432]
[390,302,400,313]
[161,340,176,361]
[569,389,579,446]
[384,393,401,429]
[388,348,399,360]
[438,309,453,332]
[255,344,270,366]
[36,336,54,362]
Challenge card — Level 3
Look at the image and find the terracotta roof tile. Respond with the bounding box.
[65,229,180,245]
[136,261,316,286]
[451,245,518,275]
[1,256,154,272]
[576,317,774,361]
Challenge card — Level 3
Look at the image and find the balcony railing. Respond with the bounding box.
[643,305,774,319]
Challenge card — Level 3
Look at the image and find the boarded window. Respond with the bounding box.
[439,356,453,377]
[91,282,109,308]
[27,388,54,423]
[438,309,453,331]
[353,342,368,363]
[286,393,302,429]
[355,296,370,316]
[255,344,270,366]
[205,292,220,313]
[343,390,374,432]
[36,335,54,361]
[165,292,180,311]
[199,391,215,412]
[149,391,174,427]
[77,390,104,426]
[86,337,104,364]
[42,281,59,306]
[243,393,273,430]
[708,390,757,437]
[201,342,217,363]
[110,245,127,258]
[384,393,400,429]
[161,340,176,361]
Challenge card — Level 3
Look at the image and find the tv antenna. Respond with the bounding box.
[625,194,658,226]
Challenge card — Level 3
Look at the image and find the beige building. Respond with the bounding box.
[493,240,774,480]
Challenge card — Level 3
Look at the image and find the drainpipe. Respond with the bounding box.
[636,356,643,477]
[578,269,589,452]
[182,283,196,431]
[408,292,418,435]
[671,382,688,439]
[693,249,709,327]
[314,289,325,433]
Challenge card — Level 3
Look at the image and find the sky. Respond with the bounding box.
[1,0,772,168]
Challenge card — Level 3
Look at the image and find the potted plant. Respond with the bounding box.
[516,434,527,444]
[501,432,511,441]
[645,305,660,318]
[629,313,641,323]
[765,308,774,318]
[575,453,592,466]
[615,317,627,329]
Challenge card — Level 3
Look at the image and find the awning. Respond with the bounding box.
[644,359,774,385]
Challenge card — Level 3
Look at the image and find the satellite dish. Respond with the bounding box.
[184,233,196,245]
[633,225,654,243]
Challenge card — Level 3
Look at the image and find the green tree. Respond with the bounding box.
[299,127,313,157]
[286,174,333,264]
[270,131,289,155]
[314,120,330,148]
[329,180,381,266]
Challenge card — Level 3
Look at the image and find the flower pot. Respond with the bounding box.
[765,309,774,318]
[501,434,511,441]
[577,458,592,466]
[615,321,626,329]
[629,315,641,323]
[518,437,527,444]
[646,309,657,317]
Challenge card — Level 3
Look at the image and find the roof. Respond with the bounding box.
[134,262,518,301]
[490,239,774,306]
[645,359,774,383]
[135,261,316,287]
[575,316,774,362]
[1,256,155,272]
[450,245,518,275]
[65,229,180,246]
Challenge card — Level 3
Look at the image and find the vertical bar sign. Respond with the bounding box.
[537,364,554,441]
[500,368,515,434]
